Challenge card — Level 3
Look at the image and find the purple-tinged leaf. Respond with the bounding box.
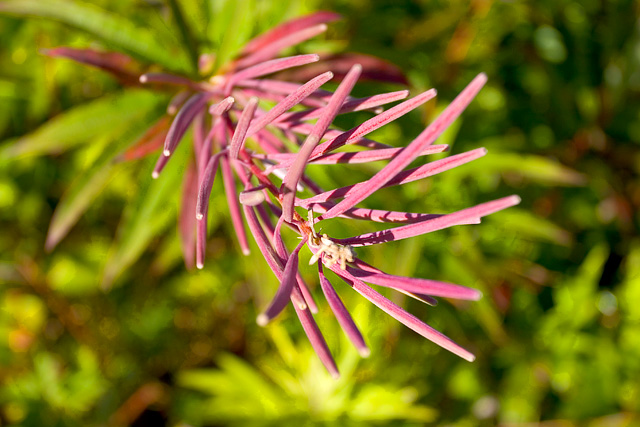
[235,23,328,69]
[300,148,488,207]
[272,217,317,312]
[244,204,306,310]
[237,79,332,105]
[339,195,521,247]
[195,154,222,220]
[257,238,307,326]
[192,111,206,155]
[331,266,476,362]
[275,53,408,85]
[313,88,437,157]
[151,152,170,179]
[220,155,250,255]
[320,73,487,220]
[163,93,210,157]
[254,144,447,165]
[293,303,340,379]
[318,264,370,357]
[281,64,362,221]
[241,11,341,55]
[195,154,221,269]
[167,90,192,115]
[246,71,334,136]
[140,73,218,93]
[277,90,410,123]
[345,266,482,300]
[224,54,320,94]
[239,186,267,206]
[229,97,259,160]
[119,116,170,161]
[179,161,198,270]
[255,129,285,153]
[296,272,319,314]
[209,96,235,116]
[350,258,438,306]
[280,123,394,150]
[309,203,475,226]
[42,47,141,85]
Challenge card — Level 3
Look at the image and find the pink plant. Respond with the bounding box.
[44,11,519,378]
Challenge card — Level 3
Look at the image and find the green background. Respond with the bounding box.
[0,0,639,425]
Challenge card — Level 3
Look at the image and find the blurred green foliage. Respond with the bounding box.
[0,0,639,426]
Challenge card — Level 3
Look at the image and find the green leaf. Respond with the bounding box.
[490,208,573,246]
[473,152,587,186]
[0,0,190,73]
[0,90,164,159]
[208,0,255,71]
[45,113,165,251]
[101,140,188,289]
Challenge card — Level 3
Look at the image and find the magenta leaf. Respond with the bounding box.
[338,195,521,247]
[246,71,334,137]
[318,264,370,357]
[257,238,307,326]
[281,64,362,221]
[241,11,341,55]
[331,266,476,362]
[320,73,487,220]
[300,148,488,208]
[229,97,259,160]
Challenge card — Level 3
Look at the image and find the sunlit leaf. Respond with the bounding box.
[0,90,164,159]
[0,0,190,73]
[101,140,188,289]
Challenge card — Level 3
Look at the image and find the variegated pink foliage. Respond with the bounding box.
[46,12,519,378]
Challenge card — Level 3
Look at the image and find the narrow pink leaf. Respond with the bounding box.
[309,203,476,226]
[296,272,319,314]
[163,93,211,157]
[151,152,170,179]
[345,266,482,300]
[293,303,340,379]
[43,47,140,85]
[310,144,448,164]
[274,52,408,85]
[331,266,476,362]
[236,24,328,69]
[239,186,267,206]
[229,97,259,160]
[254,145,447,165]
[257,238,307,326]
[225,54,320,94]
[209,96,235,116]
[167,90,192,115]
[244,204,307,310]
[241,11,341,55]
[276,90,410,123]
[195,154,222,269]
[320,73,487,220]
[318,264,370,357]
[281,64,362,222]
[246,71,334,137]
[312,88,437,158]
[119,116,170,161]
[300,148,488,207]
[179,161,198,270]
[195,154,222,220]
[275,123,393,151]
[339,195,521,247]
[350,258,438,306]
[220,155,250,255]
[272,216,312,311]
